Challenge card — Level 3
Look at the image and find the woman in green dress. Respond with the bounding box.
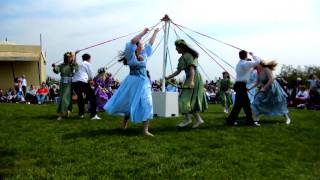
[52,52,78,120]
[218,71,233,114]
[166,39,208,128]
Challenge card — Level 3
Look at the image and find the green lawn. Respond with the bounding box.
[0,103,319,179]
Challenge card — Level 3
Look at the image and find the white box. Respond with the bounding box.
[152,92,179,117]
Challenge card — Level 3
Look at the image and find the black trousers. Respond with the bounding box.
[72,81,97,117]
[226,82,254,125]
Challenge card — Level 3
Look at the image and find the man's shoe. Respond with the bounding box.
[91,115,101,120]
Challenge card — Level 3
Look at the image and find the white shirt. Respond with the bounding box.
[296,90,309,99]
[22,78,27,86]
[235,55,261,83]
[72,61,94,83]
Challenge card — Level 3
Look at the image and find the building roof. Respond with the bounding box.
[0,44,43,62]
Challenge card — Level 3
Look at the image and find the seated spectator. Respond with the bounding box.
[152,80,161,92]
[307,88,320,110]
[36,83,49,104]
[6,88,14,102]
[49,84,60,104]
[12,90,25,103]
[0,89,6,102]
[166,79,178,92]
[205,88,216,103]
[26,85,38,104]
[295,85,309,108]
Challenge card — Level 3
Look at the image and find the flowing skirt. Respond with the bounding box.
[179,71,208,113]
[57,83,72,113]
[103,75,153,123]
[95,87,110,112]
[252,81,288,116]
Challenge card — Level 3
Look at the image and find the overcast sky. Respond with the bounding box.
[1,0,319,81]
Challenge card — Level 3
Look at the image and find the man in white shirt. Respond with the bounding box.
[226,50,261,126]
[72,53,100,120]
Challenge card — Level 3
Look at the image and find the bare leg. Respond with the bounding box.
[122,115,129,129]
[178,113,192,127]
[192,111,204,128]
[57,113,63,120]
[143,121,154,137]
[284,113,291,125]
[67,110,71,118]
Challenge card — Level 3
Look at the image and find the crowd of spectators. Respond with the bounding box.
[2,74,319,110]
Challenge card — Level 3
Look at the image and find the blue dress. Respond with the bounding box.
[251,68,288,116]
[104,42,153,123]
[247,70,257,104]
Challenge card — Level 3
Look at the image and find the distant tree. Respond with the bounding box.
[277,65,320,87]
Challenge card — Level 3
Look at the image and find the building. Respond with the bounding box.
[0,42,46,90]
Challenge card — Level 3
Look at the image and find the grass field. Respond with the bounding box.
[0,103,319,179]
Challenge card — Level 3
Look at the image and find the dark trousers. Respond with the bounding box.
[72,81,97,117]
[22,86,27,96]
[226,82,254,125]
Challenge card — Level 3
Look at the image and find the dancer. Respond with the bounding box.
[218,71,232,114]
[52,52,77,120]
[247,68,258,104]
[72,53,101,120]
[104,28,160,136]
[249,60,291,125]
[105,72,114,98]
[226,51,260,126]
[166,39,208,128]
[93,68,109,112]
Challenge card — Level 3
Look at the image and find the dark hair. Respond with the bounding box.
[118,41,142,65]
[118,51,128,65]
[175,40,199,59]
[82,54,91,61]
[222,71,230,79]
[63,52,73,64]
[239,50,247,60]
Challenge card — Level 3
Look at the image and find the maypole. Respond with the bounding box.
[161,14,170,92]
[152,14,179,117]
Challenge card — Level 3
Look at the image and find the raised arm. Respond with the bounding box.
[131,28,149,44]
[241,52,261,70]
[149,28,160,46]
[248,81,259,91]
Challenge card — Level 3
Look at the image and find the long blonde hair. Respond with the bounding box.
[260,60,278,71]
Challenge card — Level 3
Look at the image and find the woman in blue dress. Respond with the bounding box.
[248,60,291,125]
[247,69,258,104]
[104,28,159,136]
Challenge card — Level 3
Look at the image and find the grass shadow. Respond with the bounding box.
[0,147,16,178]
[62,128,143,139]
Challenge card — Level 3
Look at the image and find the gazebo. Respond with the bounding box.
[0,42,46,90]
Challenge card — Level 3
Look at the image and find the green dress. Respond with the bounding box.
[53,63,77,113]
[218,79,233,108]
[177,53,208,113]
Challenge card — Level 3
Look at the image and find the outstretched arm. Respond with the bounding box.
[131,28,149,44]
[248,81,259,91]
[166,69,182,80]
[149,28,160,46]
